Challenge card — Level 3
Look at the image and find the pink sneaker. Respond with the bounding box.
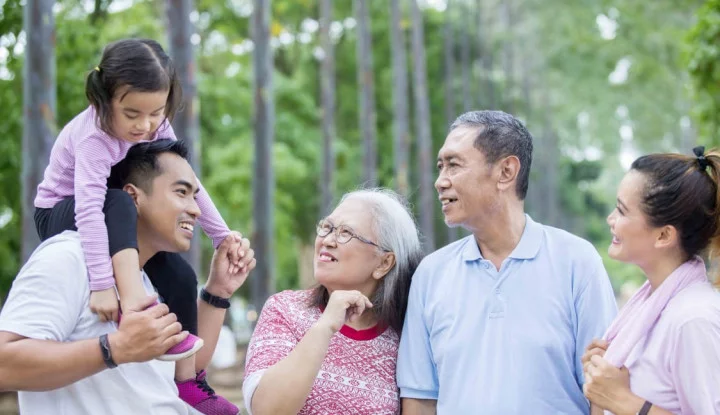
[177,370,239,415]
[156,333,204,361]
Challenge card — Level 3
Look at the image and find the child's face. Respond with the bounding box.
[110,86,169,143]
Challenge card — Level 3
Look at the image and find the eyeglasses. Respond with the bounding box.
[316,219,390,252]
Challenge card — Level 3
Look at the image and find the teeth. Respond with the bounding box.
[180,223,194,231]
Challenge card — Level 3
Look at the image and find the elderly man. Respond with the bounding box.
[0,139,255,414]
[398,110,617,414]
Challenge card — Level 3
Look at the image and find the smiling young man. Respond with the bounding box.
[0,139,255,414]
[397,111,617,414]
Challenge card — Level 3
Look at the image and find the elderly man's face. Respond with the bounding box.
[435,127,499,230]
[313,199,385,298]
[133,152,201,254]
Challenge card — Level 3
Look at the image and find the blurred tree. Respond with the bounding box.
[319,0,335,217]
[389,0,410,198]
[355,0,378,187]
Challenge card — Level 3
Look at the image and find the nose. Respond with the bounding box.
[187,197,202,219]
[435,171,450,193]
[606,209,616,227]
[136,117,151,132]
[321,230,338,247]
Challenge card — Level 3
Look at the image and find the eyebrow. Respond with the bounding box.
[617,198,629,211]
[437,154,461,163]
[123,105,166,114]
[173,179,199,195]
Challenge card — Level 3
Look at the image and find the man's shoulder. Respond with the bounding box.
[538,222,599,260]
[22,232,88,281]
[421,235,473,266]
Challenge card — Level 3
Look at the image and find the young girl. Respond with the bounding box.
[34,38,240,415]
[583,146,720,414]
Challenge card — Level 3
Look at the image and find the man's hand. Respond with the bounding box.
[108,294,188,364]
[89,287,120,323]
[206,232,256,299]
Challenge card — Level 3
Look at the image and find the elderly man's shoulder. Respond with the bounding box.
[417,235,474,269]
[539,222,601,261]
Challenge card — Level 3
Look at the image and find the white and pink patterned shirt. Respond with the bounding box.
[243,289,401,415]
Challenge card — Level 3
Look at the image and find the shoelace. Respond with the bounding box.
[196,376,217,397]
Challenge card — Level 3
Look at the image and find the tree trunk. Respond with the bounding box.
[355,0,378,187]
[409,0,435,253]
[443,0,458,244]
[251,0,275,314]
[502,0,514,113]
[389,0,410,197]
[477,0,495,109]
[319,0,335,216]
[460,2,472,113]
[22,0,56,261]
[166,0,201,273]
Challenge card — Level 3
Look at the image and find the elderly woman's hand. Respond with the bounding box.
[582,338,608,373]
[317,290,373,333]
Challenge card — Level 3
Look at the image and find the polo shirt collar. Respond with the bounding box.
[461,214,543,262]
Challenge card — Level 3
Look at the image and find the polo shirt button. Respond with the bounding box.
[495,288,500,294]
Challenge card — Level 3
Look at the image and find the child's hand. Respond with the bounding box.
[90,287,120,323]
[227,231,247,274]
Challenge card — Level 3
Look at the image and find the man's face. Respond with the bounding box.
[134,152,201,253]
[435,126,499,230]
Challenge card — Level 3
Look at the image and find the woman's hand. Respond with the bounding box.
[582,338,609,372]
[584,355,642,414]
[317,290,373,333]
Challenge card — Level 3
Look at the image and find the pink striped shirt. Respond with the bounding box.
[35,106,230,291]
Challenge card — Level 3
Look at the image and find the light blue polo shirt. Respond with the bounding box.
[397,215,617,414]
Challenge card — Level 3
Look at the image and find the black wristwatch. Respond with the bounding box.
[638,401,652,415]
[99,333,117,369]
[200,287,231,309]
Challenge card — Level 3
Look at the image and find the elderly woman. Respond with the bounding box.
[582,147,720,415]
[242,188,424,415]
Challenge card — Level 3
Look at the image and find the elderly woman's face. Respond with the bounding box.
[314,199,385,293]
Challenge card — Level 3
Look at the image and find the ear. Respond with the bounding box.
[496,155,520,192]
[654,225,679,250]
[372,252,396,280]
[122,184,142,209]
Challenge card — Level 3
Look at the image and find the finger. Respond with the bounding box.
[246,258,257,272]
[162,330,189,351]
[241,249,256,268]
[110,310,119,323]
[590,354,610,368]
[240,237,251,252]
[157,311,179,328]
[98,313,108,323]
[160,321,183,339]
[146,303,171,319]
[127,294,159,313]
[237,245,245,259]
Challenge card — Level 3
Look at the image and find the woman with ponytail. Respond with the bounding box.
[32,38,240,414]
[582,146,720,414]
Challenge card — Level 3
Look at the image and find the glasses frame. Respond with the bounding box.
[316,219,391,252]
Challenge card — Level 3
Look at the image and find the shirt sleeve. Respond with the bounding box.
[672,317,720,414]
[155,121,231,248]
[195,179,231,249]
[74,135,116,291]
[397,263,439,400]
[0,239,87,341]
[243,294,299,412]
[573,253,618,387]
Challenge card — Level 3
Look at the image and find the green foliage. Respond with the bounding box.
[687,0,720,144]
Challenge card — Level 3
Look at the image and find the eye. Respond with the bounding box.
[338,228,353,240]
[436,162,443,170]
[176,188,188,196]
[125,114,138,120]
[615,205,624,215]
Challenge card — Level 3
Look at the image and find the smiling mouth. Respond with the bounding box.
[179,222,195,233]
[318,253,337,262]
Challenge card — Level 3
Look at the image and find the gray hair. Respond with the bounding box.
[450,110,534,199]
[311,188,424,333]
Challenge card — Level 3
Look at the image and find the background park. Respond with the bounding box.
[1,0,719,412]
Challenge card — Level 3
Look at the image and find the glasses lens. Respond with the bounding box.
[337,226,353,244]
[317,221,332,237]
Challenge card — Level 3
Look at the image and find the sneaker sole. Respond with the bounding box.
[156,338,205,362]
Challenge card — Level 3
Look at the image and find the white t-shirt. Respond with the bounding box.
[0,231,197,415]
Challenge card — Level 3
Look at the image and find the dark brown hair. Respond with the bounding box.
[631,146,720,272]
[86,38,182,135]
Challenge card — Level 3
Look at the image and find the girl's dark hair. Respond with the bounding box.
[631,146,720,277]
[86,38,182,135]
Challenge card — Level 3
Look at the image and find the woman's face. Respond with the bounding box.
[314,199,387,296]
[607,170,663,268]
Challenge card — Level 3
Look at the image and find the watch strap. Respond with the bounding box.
[638,401,652,415]
[99,333,117,369]
[200,287,231,309]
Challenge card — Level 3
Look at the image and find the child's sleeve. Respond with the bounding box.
[74,136,116,291]
[196,179,231,249]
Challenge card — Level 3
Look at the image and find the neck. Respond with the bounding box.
[471,201,526,265]
[135,229,159,269]
[640,251,688,293]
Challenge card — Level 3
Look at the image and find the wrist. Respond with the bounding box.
[615,391,646,415]
[203,282,232,299]
[200,287,231,309]
[314,317,340,336]
[106,332,126,365]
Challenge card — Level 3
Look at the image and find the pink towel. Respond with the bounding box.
[603,256,708,367]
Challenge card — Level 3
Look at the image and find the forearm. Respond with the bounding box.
[0,333,106,391]
[195,298,226,371]
[402,398,437,415]
[251,323,334,415]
